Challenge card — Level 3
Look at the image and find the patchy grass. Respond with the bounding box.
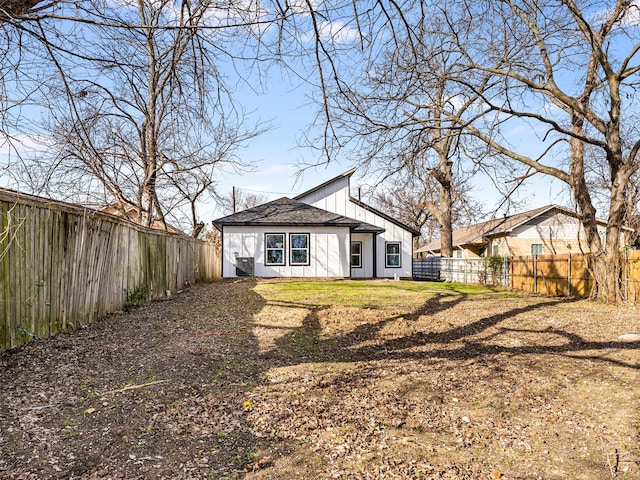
[254,279,515,310]
[0,279,638,480]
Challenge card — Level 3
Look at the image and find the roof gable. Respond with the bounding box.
[418,205,608,252]
[294,168,421,237]
[293,168,356,201]
[349,197,421,237]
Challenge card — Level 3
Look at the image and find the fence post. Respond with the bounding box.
[533,254,537,294]
[624,249,628,302]
[567,252,571,297]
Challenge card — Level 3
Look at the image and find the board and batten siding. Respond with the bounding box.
[297,177,414,278]
[222,225,351,278]
[350,233,374,278]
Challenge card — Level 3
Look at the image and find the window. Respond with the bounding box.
[265,233,285,265]
[531,243,544,255]
[351,241,362,268]
[290,233,310,265]
[385,242,401,268]
[492,245,499,256]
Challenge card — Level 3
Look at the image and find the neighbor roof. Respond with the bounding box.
[212,197,385,233]
[417,205,601,253]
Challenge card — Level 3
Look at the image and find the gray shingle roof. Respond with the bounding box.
[212,197,385,233]
[293,168,421,237]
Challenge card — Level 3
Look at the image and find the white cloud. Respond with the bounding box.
[592,0,640,27]
[316,20,360,43]
[620,0,640,25]
[0,134,53,156]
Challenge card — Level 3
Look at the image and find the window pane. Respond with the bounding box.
[291,250,308,264]
[351,254,361,267]
[531,243,543,255]
[267,250,283,264]
[291,234,308,249]
[387,254,400,267]
[386,243,400,254]
[351,242,361,255]
[266,234,284,248]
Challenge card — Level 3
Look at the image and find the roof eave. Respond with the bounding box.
[349,197,421,237]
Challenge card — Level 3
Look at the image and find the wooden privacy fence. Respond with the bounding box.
[0,189,221,350]
[510,254,592,297]
[415,251,640,302]
[622,250,640,303]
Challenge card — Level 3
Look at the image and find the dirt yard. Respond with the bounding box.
[0,279,638,480]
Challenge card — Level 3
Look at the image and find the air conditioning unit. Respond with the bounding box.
[235,257,255,277]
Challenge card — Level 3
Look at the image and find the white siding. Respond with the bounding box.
[350,233,374,278]
[298,181,414,278]
[222,225,350,278]
[299,177,351,216]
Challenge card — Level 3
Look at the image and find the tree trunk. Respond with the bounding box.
[438,175,453,257]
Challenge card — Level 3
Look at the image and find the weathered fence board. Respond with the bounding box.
[0,189,221,350]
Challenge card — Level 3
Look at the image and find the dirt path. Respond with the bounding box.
[0,279,638,479]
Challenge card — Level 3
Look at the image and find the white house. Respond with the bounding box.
[212,169,420,278]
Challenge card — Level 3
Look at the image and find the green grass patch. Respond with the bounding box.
[254,279,517,310]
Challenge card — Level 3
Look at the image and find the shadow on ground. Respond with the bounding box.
[0,279,638,479]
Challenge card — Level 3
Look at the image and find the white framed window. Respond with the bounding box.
[265,233,285,265]
[531,243,544,255]
[385,242,401,268]
[290,233,310,265]
[351,241,362,268]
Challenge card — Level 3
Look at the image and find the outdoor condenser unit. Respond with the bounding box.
[235,257,255,277]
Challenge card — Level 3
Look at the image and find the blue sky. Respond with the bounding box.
[216,78,571,222]
[0,1,578,228]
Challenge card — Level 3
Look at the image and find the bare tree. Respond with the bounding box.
[429,0,640,301]
[371,157,484,247]
[299,2,490,257]
[221,187,269,215]
[28,0,276,233]
[0,1,296,232]
[303,0,640,302]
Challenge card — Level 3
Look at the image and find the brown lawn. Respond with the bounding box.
[0,279,638,479]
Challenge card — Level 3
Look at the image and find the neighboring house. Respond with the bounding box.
[416,205,627,258]
[212,169,420,278]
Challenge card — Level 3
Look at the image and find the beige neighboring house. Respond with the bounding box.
[416,205,628,258]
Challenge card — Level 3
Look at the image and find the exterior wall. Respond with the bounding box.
[453,247,482,258]
[489,212,608,256]
[221,225,350,278]
[297,176,352,216]
[350,233,374,278]
[298,181,414,278]
[347,205,413,278]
